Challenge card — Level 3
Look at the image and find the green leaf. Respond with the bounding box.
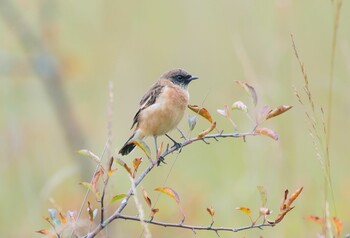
[48,208,57,221]
[111,194,128,203]
[187,115,197,131]
[93,209,98,220]
[78,149,101,163]
[232,101,248,113]
[79,182,94,191]
[257,185,267,207]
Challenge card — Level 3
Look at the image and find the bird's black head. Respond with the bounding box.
[161,69,198,87]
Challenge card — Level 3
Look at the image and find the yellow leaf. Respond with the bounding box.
[235,81,258,106]
[188,104,213,123]
[154,187,180,204]
[266,105,293,120]
[108,168,118,176]
[197,122,216,139]
[255,128,279,141]
[133,138,151,158]
[235,207,251,215]
[59,212,67,224]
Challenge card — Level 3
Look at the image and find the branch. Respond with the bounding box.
[118,214,273,233]
[85,130,258,238]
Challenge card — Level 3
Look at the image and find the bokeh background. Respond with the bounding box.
[1,0,349,237]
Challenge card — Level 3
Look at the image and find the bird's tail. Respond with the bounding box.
[119,133,136,155]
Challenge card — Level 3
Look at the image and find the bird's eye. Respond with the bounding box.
[176,75,183,80]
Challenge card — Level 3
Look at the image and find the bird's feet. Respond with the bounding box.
[172,141,182,150]
[157,156,167,166]
[165,134,182,150]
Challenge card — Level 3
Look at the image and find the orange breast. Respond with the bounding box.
[136,84,189,137]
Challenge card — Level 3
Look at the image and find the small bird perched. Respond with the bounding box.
[119,68,198,156]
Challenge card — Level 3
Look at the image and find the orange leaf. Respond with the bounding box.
[266,105,293,120]
[235,81,258,106]
[154,187,180,204]
[91,169,103,192]
[270,187,303,225]
[116,158,132,177]
[333,217,342,237]
[235,207,252,215]
[285,187,303,208]
[305,215,324,225]
[271,207,294,224]
[151,208,159,218]
[281,189,289,210]
[188,104,213,123]
[87,202,94,222]
[197,122,216,139]
[207,207,215,217]
[142,187,152,208]
[255,128,279,141]
[132,157,142,176]
[36,229,54,237]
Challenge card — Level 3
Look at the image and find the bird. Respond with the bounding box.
[119,68,198,156]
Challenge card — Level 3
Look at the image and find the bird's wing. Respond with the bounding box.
[130,82,164,129]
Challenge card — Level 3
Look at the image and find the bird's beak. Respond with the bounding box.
[189,75,199,81]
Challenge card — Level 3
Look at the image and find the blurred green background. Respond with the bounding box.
[1,0,349,237]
